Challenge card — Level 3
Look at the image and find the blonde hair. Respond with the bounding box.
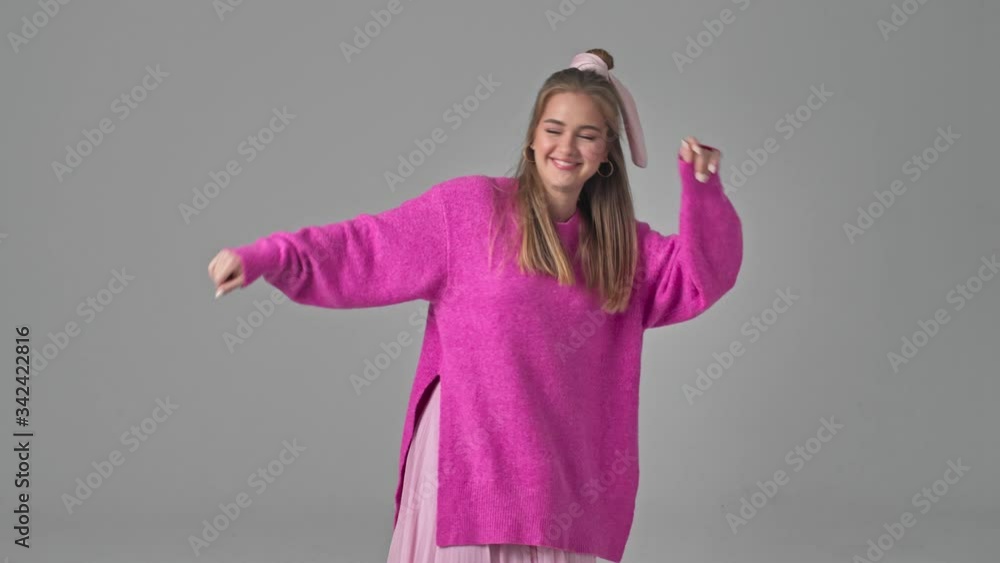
[487,48,639,314]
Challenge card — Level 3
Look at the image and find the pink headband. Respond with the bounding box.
[569,52,647,168]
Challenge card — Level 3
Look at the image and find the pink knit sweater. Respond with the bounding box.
[226,155,743,562]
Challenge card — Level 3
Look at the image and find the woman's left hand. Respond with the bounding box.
[679,136,722,183]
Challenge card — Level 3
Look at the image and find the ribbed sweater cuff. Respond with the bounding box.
[677,148,726,200]
[225,239,279,288]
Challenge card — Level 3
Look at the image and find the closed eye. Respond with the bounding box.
[546,129,596,140]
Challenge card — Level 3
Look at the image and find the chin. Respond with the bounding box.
[540,174,580,192]
[540,162,591,189]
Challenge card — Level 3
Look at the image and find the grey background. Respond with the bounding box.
[1,1,996,562]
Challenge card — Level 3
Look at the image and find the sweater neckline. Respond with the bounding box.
[554,208,580,253]
[554,208,580,228]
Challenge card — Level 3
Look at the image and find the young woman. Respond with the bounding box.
[207,48,742,563]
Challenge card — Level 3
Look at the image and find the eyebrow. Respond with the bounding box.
[542,119,603,133]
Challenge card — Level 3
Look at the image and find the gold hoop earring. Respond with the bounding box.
[523,146,535,163]
[597,160,614,177]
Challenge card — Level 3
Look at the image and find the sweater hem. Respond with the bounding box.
[435,485,629,562]
[435,529,620,562]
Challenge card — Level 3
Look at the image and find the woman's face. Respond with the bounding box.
[531,92,609,195]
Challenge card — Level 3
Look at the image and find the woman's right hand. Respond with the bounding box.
[208,249,246,298]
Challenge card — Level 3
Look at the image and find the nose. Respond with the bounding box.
[557,133,578,157]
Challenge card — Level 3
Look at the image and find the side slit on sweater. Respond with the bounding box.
[387,375,598,562]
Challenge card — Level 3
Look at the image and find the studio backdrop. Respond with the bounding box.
[0,1,996,562]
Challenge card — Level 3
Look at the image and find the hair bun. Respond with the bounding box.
[586,48,614,70]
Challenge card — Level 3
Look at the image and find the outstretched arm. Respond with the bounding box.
[225,183,451,308]
[640,143,743,329]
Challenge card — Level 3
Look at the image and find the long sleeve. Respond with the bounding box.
[224,183,451,308]
[639,153,743,329]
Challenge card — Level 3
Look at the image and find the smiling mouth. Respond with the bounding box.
[550,157,580,170]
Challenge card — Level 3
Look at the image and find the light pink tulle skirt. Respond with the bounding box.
[386,381,598,563]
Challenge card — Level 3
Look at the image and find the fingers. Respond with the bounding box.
[209,250,244,299]
[208,253,219,279]
[679,136,697,163]
[209,255,230,286]
[215,276,242,299]
[680,136,722,183]
[208,249,229,280]
[707,149,721,175]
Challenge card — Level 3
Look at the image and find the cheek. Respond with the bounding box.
[581,145,606,164]
[534,137,556,154]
